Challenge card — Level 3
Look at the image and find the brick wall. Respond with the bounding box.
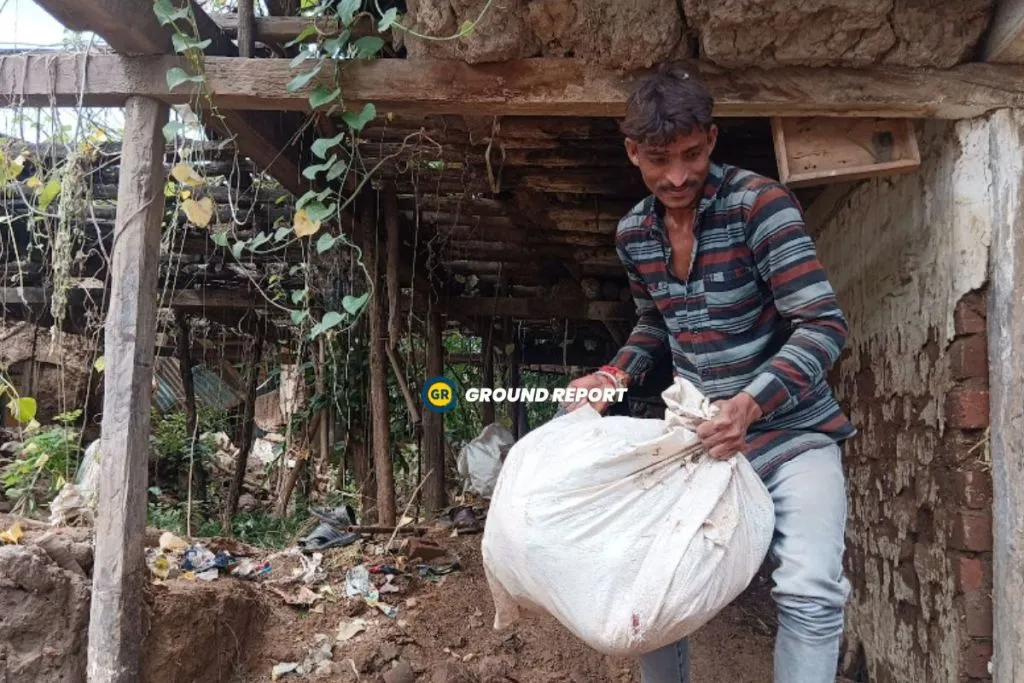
[948,292,993,682]
[813,118,1000,682]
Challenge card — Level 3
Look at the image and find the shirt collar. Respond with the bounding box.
[646,161,728,237]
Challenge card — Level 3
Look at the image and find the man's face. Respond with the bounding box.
[625,125,718,211]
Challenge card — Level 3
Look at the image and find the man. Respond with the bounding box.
[565,62,856,683]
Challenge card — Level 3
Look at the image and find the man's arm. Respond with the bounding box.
[740,183,849,419]
[605,237,671,386]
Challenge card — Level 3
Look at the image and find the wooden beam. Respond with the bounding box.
[986,0,1024,63]
[439,297,635,321]
[31,0,305,195]
[87,96,168,683]
[6,54,1024,119]
[987,110,1024,683]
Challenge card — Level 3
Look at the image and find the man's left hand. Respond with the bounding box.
[695,393,763,460]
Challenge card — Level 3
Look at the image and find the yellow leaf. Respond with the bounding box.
[170,163,204,187]
[293,208,321,237]
[0,521,23,545]
[25,176,43,190]
[181,197,214,227]
[180,189,191,200]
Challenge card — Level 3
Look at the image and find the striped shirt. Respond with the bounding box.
[609,161,856,477]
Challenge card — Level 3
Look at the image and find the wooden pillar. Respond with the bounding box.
[237,0,255,58]
[423,305,446,513]
[509,335,523,440]
[988,109,1024,683]
[481,322,495,426]
[226,320,264,519]
[87,96,168,683]
[363,200,396,525]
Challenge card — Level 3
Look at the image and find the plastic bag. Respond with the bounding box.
[481,376,775,657]
[456,423,515,498]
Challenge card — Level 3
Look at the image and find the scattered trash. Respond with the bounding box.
[417,555,461,581]
[231,558,271,580]
[181,545,216,572]
[271,662,299,680]
[159,532,189,553]
[147,551,173,580]
[270,585,322,607]
[196,568,219,582]
[404,539,447,562]
[380,575,402,594]
[336,617,367,642]
[48,483,92,526]
[0,520,23,544]
[345,564,399,618]
[457,423,514,498]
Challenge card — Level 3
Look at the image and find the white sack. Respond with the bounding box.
[481,376,775,657]
[457,423,515,498]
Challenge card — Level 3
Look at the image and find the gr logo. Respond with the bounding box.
[422,376,457,413]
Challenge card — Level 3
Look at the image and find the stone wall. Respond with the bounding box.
[810,114,1017,681]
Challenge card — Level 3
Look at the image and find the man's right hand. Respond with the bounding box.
[564,373,616,414]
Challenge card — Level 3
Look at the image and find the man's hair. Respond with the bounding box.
[620,62,714,145]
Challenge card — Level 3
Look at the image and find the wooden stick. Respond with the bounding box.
[236,0,255,58]
[226,320,264,519]
[350,525,428,536]
[87,96,168,683]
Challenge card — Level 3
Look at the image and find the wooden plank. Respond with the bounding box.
[771,117,920,187]
[212,13,381,44]
[87,96,168,683]
[986,0,1024,63]
[7,54,1024,119]
[987,109,1024,683]
[31,0,305,195]
[422,306,445,513]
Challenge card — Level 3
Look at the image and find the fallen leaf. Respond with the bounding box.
[293,208,321,237]
[181,197,214,227]
[0,521,23,544]
[170,162,204,186]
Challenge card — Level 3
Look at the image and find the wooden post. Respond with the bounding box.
[87,96,168,683]
[509,334,523,440]
[226,320,264,519]
[423,305,446,513]
[363,200,397,525]
[481,322,495,426]
[988,109,1024,683]
[236,0,255,58]
[384,183,401,349]
[174,310,197,437]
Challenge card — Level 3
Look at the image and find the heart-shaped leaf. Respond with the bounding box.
[311,133,345,159]
[7,397,36,424]
[286,63,322,93]
[274,226,292,241]
[342,292,369,316]
[378,7,399,31]
[162,120,185,141]
[316,233,337,254]
[309,85,341,110]
[326,159,348,181]
[181,197,214,227]
[352,36,384,59]
[310,311,345,338]
[293,208,321,237]
[25,176,42,190]
[305,202,335,224]
[342,103,376,132]
[285,25,318,47]
[153,0,190,25]
[211,230,230,247]
[171,163,204,186]
[166,67,204,90]
[172,33,212,53]
[290,309,310,326]
[291,288,307,304]
[338,0,360,26]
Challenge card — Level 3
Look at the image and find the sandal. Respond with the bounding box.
[297,522,358,552]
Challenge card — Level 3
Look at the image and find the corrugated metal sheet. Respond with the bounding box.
[153,357,244,414]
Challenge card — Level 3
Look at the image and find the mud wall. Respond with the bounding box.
[811,114,1019,682]
[399,0,992,69]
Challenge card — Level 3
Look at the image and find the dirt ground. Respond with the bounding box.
[3,513,869,683]
[147,532,777,683]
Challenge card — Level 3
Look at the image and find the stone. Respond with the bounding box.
[383,659,417,683]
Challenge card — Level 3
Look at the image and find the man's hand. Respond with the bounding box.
[695,393,762,460]
[564,373,616,414]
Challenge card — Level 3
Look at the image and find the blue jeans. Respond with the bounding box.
[639,444,851,683]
